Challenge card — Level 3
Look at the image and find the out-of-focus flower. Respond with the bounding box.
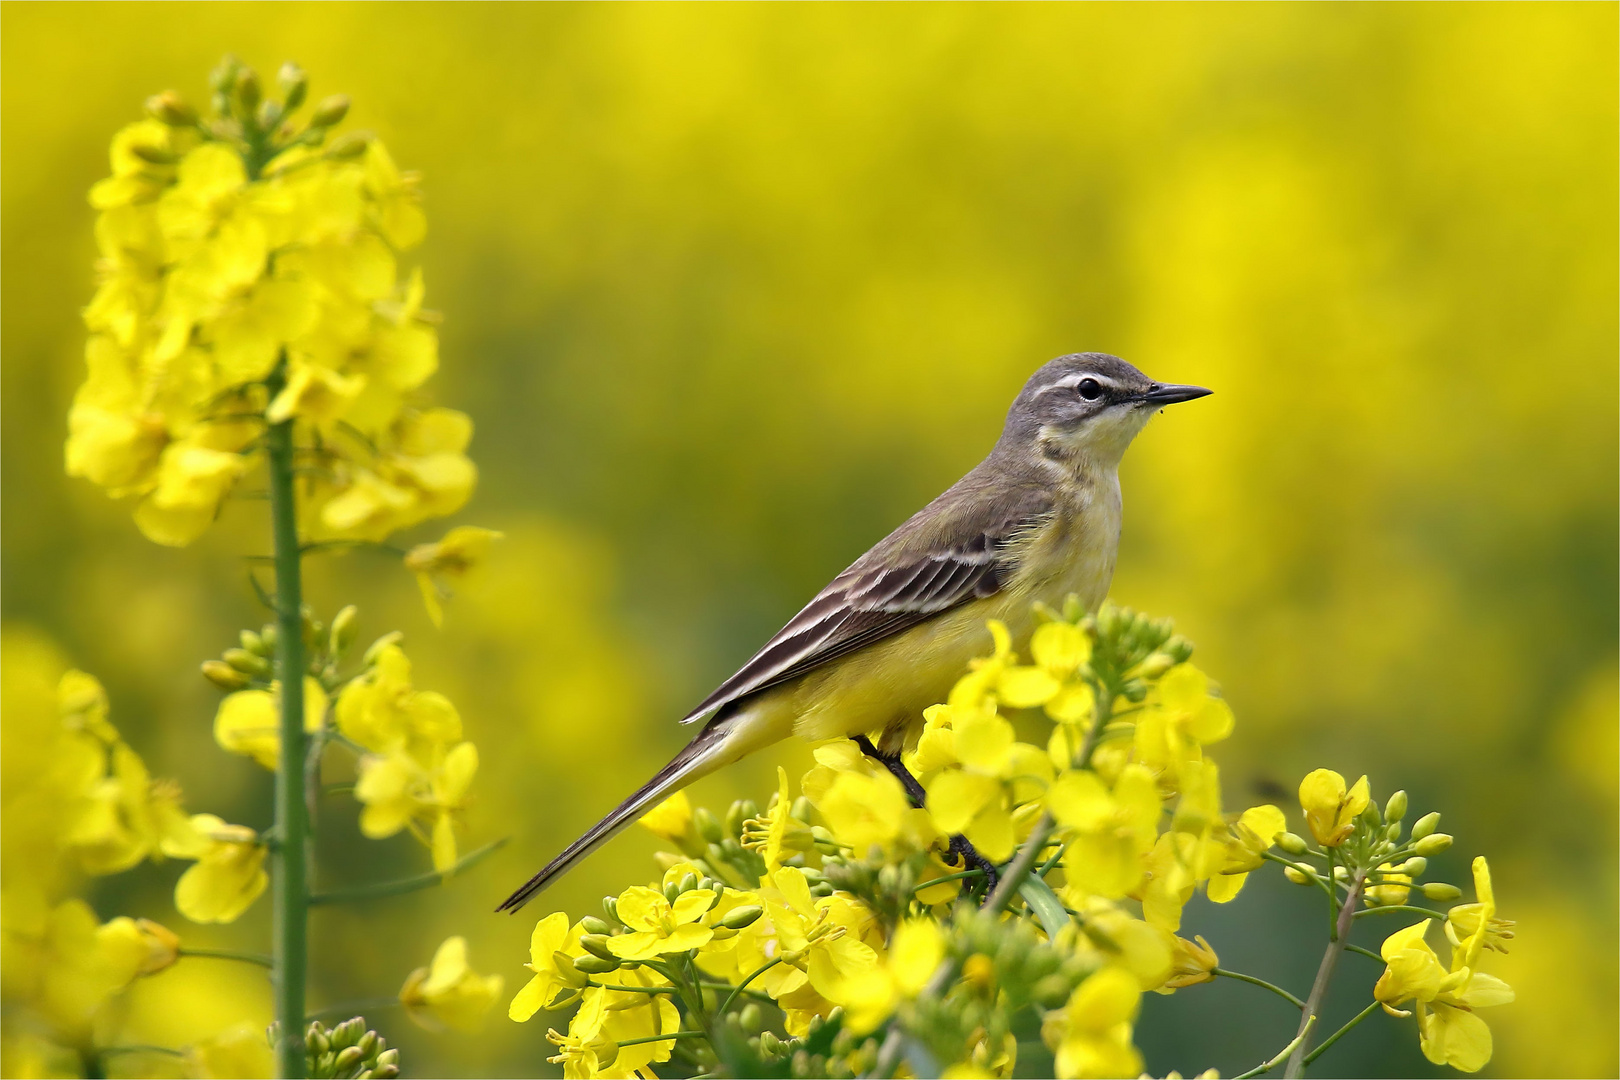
[638,790,693,846]
[185,1022,275,1080]
[1298,768,1370,847]
[355,740,477,872]
[403,525,502,626]
[163,813,268,923]
[336,641,461,756]
[818,768,910,855]
[1043,966,1144,1080]
[400,935,504,1030]
[1133,665,1233,774]
[1048,764,1159,898]
[1207,803,1287,903]
[212,677,327,769]
[838,918,944,1033]
[1160,935,1220,991]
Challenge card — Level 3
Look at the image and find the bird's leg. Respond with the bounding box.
[852,735,999,891]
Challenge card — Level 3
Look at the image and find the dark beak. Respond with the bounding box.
[1139,382,1213,405]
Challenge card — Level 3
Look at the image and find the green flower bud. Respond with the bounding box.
[333,1046,365,1073]
[144,89,197,127]
[1284,865,1313,886]
[721,904,764,930]
[129,143,177,165]
[1064,595,1087,623]
[1276,831,1310,855]
[223,648,272,677]
[1384,790,1408,824]
[1410,812,1441,841]
[356,1031,379,1057]
[377,1048,400,1069]
[791,795,815,822]
[760,1031,785,1055]
[330,605,359,656]
[234,67,262,117]
[1422,882,1463,901]
[308,93,350,128]
[202,660,250,691]
[325,130,371,160]
[1332,865,1350,882]
[1033,973,1074,1007]
[573,953,620,975]
[260,623,279,650]
[278,62,308,112]
[1400,856,1427,876]
[663,880,681,903]
[240,629,267,655]
[1414,832,1453,857]
[1121,678,1148,703]
[1135,653,1175,679]
[579,934,618,962]
[1163,635,1194,664]
[678,872,698,895]
[601,896,621,925]
[553,952,588,989]
[580,916,612,936]
[694,807,723,844]
[740,1002,764,1033]
[209,54,241,92]
[1384,822,1403,842]
[256,99,283,130]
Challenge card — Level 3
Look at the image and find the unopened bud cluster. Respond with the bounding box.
[1075,600,1193,703]
[201,604,362,692]
[304,1017,400,1079]
[1279,778,1461,907]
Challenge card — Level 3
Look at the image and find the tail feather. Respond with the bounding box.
[496,722,736,913]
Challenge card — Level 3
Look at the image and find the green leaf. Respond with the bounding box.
[1019,876,1070,938]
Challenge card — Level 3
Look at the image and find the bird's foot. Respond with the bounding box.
[943,833,1000,895]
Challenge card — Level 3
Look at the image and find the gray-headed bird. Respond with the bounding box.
[498,352,1209,912]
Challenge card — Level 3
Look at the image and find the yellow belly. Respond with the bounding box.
[724,473,1122,758]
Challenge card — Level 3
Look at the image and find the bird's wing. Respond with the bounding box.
[680,481,1053,724]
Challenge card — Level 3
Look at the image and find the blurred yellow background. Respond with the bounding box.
[2,3,1614,1077]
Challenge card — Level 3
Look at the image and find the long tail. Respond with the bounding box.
[496,716,752,913]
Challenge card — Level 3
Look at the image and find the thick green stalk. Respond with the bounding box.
[266,362,309,1079]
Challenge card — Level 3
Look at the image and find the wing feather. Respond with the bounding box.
[680,478,1053,724]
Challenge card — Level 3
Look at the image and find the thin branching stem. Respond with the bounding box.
[308,837,509,905]
[179,947,274,969]
[1212,968,1305,1010]
[1303,1002,1380,1067]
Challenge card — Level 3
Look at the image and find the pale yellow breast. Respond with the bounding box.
[744,468,1124,751]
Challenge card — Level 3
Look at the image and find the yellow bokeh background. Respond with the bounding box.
[2,3,1614,1077]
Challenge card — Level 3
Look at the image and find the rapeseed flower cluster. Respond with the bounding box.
[66,55,472,548]
[510,601,1516,1078]
[508,603,1307,1078]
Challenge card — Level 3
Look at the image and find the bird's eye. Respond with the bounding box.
[1077,377,1102,400]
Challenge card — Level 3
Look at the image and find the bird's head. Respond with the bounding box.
[1001,352,1211,468]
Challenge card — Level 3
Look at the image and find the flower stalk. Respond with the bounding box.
[1283,870,1364,1078]
[267,356,311,1078]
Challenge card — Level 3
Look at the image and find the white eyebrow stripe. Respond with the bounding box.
[1032,373,1116,398]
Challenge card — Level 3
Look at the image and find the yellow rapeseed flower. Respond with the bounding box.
[638,789,694,847]
[336,641,462,755]
[163,813,268,924]
[1207,804,1287,903]
[604,885,716,960]
[509,913,589,1021]
[354,740,477,872]
[837,917,944,1034]
[1043,966,1144,1080]
[400,935,504,1031]
[212,677,327,770]
[1160,934,1220,990]
[1297,768,1370,847]
[1374,920,1514,1072]
[1048,763,1160,899]
[1133,665,1234,774]
[1445,857,1515,964]
[403,525,503,626]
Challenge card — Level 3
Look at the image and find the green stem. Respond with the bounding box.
[1351,905,1448,921]
[589,982,679,995]
[1234,1015,1315,1080]
[266,355,310,1079]
[179,947,274,969]
[615,1030,705,1049]
[1345,943,1384,963]
[97,1046,186,1058]
[1212,968,1305,1010]
[1303,1001,1380,1066]
[719,956,784,1017]
[912,868,985,894]
[307,837,509,905]
[1283,871,1364,1078]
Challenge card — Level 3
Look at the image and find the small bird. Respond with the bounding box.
[498,352,1209,912]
